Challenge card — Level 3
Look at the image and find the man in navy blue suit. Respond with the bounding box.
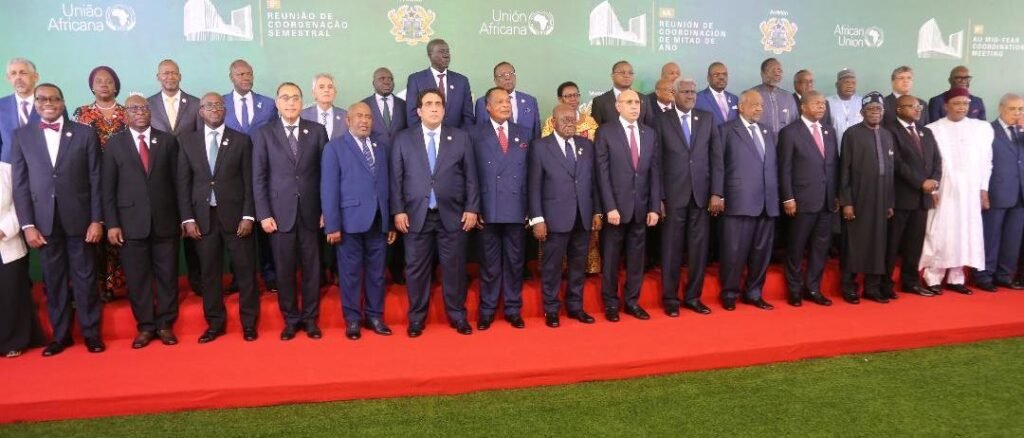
[471,87,532,330]
[928,66,986,122]
[11,83,105,356]
[694,62,738,128]
[976,94,1024,291]
[1,58,40,163]
[391,89,480,337]
[777,91,838,307]
[322,102,397,340]
[655,77,722,317]
[529,104,600,328]
[474,62,540,140]
[716,90,779,311]
[252,82,329,341]
[405,39,474,128]
[595,89,661,322]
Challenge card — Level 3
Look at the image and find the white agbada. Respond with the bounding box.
[919,117,993,271]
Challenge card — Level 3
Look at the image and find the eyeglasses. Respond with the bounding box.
[126,104,150,113]
[35,96,63,104]
[201,103,226,111]
[277,95,301,103]
[898,104,924,110]
[561,93,581,99]
[614,70,635,76]
[676,90,696,95]
[952,75,973,81]
[494,72,517,79]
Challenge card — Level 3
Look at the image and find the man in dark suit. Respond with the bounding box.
[471,87,532,330]
[656,77,722,316]
[253,82,329,341]
[777,91,839,307]
[391,89,480,337]
[695,62,738,127]
[792,70,834,129]
[595,89,661,321]
[928,66,986,122]
[529,104,599,327]
[177,92,260,343]
[641,78,677,272]
[11,83,104,356]
[1,58,40,163]
[716,90,779,311]
[883,94,941,297]
[591,60,649,126]
[474,62,541,140]
[883,66,930,126]
[405,39,474,128]
[103,94,181,349]
[976,94,1024,291]
[322,102,396,340]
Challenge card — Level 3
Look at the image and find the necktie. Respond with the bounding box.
[39,122,59,131]
[680,113,692,148]
[208,131,219,205]
[497,125,508,154]
[748,124,765,160]
[19,100,29,127]
[716,92,729,119]
[286,125,298,157]
[1010,127,1021,146]
[564,138,577,167]
[240,96,250,132]
[382,97,392,128]
[663,104,673,113]
[360,137,375,171]
[320,111,329,126]
[907,124,923,155]
[427,132,437,208]
[437,74,446,101]
[167,96,178,130]
[138,134,151,174]
[628,124,639,170]
[812,123,825,157]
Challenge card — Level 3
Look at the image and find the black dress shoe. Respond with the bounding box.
[742,298,774,310]
[84,337,106,353]
[243,328,259,341]
[391,272,406,285]
[902,285,936,297]
[345,322,361,340]
[505,314,526,329]
[804,292,833,306]
[477,316,493,331]
[198,329,224,344]
[407,323,424,338]
[568,311,595,324]
[787,293,802,307]
[624,305,650,320]
[545,313,560,328]
[944,283,973,295]
[280,326,297,341]
[42,341,68,357]
[305,323,323,339]
[451,320,473,335]
[132,331,155,349]
[881,287,898,300]
[157,329,179,345]
[683,301,712,314]
[604,309,620,322]
[974,282,997,292]
[265,280,279,293]
[664,304,680,317]
[842,294,860,304]
[363,318,393,336]
[722,300,736,311]
[862,292,890,303]
[996,280,1024,290]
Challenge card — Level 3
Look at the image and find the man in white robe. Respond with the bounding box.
[919,88,993,293]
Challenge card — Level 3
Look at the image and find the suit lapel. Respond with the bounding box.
[796,122,824,162]
[345,133,374,175]
[434,127,455,174]
[549,136,574,176]
[25,125,53,171]
[412,126,432,176]
[271,119,296,166]
[212,130,231,177]
[53,122,74,170]
[737,122,763,160]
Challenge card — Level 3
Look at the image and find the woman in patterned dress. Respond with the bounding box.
[73,66,128,302]
[539,81,602,274]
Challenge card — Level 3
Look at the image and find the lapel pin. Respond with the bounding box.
[372,142,377,148]
[919,131,925,137]
[694,116,699,121]
[66,132,72,138]
[181,98,187,104]
[824,130,829,135]
[520,99,525,104]
[577,147,583,156]
[302,128,309,134]
[782,108,789,113]
[446,136,452,141]
[151,137,158,145]
[520,142,528,149]
[731,105,737,109]
[449,84,454,90]
[888,149,894,156]
[762,129,768,134]
[336,115,342,120]
[514,137,519,143]
[256,101,263,109]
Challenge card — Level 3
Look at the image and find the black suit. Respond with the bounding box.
[884,119,941,290]
[102,128,181,333]
[591,89,649,126]
[655,108,722,307]
[176,126,259,332]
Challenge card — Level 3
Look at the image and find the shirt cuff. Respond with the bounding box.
[20,224,35,231]
[528,217,545,226]
[181,219,196,225]
[242,216,255,221]
[782,199,795,204]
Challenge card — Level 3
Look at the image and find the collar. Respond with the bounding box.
[349,131,370,145]
[619,116,638,131]
[162,89,182,102]
[430,66,447,78]
[16,94,34,106]
[674,107,691,118]
[612,88,624,99]
[801,116,819,129]
[998,119,1015,132]
[741,117,759,130]
[553,131,569,147]
[41,117,63,130]
[900,118,916,129]
[375,93,391,102]
[280,116,300,128]
[129,127,152,140]
[893,92,904,99]
[490,118,508,133]
[204,124,225,138]
[421,124,441,138]
[234,90,253,102]
[317,105,333,116]
[710,87,726,96]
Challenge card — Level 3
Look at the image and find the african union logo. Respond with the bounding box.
[105,4,135,31]
[528,11,554,36]
[388,5,436,46]
[760,11,797,54]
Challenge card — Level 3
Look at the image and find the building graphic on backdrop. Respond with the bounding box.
[589,1,646,47]
[917,18,963,59]
[388,4,436,46]
[184,0,254,42]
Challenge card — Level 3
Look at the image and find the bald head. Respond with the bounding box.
[347,101,373,138]
[615,89,642,123]
[660,62,681,82]
[738,90,763,122]
[654,78,674,105]
[552,103,578,139]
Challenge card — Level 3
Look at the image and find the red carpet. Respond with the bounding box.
[3,261,1024,423]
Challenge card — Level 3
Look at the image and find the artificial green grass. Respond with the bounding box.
[3,338,1023,437]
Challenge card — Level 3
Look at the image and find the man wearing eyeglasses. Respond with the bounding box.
[102,94,182,349]
[883,66,930,126]
[590,60,649,126]
[176,93,260,343]
[928,66,986,122]
[474,62,540,140]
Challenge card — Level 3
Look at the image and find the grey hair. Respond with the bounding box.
[999,93,1023,107]
[673,76,697,89]
[312,73,335,91]
[7,57,36,73]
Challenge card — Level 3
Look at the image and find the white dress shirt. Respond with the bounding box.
[375,93,393,121]
[162,89,181,125]
[430,66,448,91]
[232,90,255,126]
[508,90,519,123]
[128,127,153,155]
[422,124,441,155]
[619,116,641,158]
[42,117,63,167]
[490,118,509,143]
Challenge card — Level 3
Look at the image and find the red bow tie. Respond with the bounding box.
[39,122,60,132]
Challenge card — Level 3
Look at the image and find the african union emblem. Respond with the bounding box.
[759,12,798,54]
[387,5,436,46]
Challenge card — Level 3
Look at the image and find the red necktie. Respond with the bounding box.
[39,122,60,131]
[138,134,151,174]
[628,124,639,170]
[811,123,825,157]
[907,124,923,155]
[497,125,508,154]
[437,73,446,101]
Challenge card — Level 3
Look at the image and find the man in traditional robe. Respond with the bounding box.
[919,87,993,294]
[839,92,895,304]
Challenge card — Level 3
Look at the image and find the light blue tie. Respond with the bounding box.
[748,124,765,160]
[681,113,692,148]
[240,97,250,133]
[427,132,437,209]
[208,131,219,206]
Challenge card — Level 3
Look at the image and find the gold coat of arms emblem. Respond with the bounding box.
[760,17,798,54]
[387,5,436,46]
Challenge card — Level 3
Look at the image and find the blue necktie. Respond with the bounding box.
[427,132,437,209]
[286,125,298,157]
[360,137,375,172]
[240,96,250,132]
[208,131,219,206]
[681,113,692,148]
[748,124,765,160]
[564,138,576,166]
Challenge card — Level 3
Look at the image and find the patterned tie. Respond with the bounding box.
[716,92,729,119]
[320,111,329,126]
[497,125,508,154]
[240,96,250,132]
[381,97,392,128]
[208,131,219,205]
[680,114,692,148]
[360,137,375,172]
[748,124,765,160]
[437,74,446,101]
[166,96,178,130]
[286,125,298,157]
[39,122,60,131]
[628,124,639,170]
[19,100,29,127]
[427,132,438,209]
[138,134,151,174]
[812,122,825,157]
[907,124,923,155]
